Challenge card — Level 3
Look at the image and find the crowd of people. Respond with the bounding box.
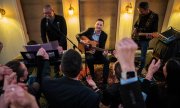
[0,1,180,108]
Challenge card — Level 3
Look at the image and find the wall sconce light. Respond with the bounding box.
[125,3,133,14]
[0,8,6,19]
[68,4,74,15]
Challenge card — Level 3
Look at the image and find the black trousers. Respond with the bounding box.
[85,53,110,84]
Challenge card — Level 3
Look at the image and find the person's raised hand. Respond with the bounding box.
[0,65,13,81]
[86,75,97,89]
[3,73,17,90]
[37,48,49,60]
[57,46,63,54]
[4,84,39,108]
[146,59,161,80]
[115,38,138,72]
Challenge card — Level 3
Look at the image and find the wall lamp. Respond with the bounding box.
[68,4,74,15]
[0,8,6,18]
[125,3,133,14]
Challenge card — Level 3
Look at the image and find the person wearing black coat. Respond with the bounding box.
[41,4,67,50]
[37,48,100,108]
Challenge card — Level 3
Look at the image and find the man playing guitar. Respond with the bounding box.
[76,19,110,88]
[132,2,159,75]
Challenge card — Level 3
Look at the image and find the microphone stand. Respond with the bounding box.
[56,22,82,53]
[66,37,82,53]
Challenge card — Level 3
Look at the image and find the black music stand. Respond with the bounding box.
[21,51,37,67]
[46,50,62,65]
[21,50,62,67]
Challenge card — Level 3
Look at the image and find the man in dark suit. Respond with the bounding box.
[76,19,110,86]
[40,4,67,78]
[37,48,100,108]
[40,4,67,50]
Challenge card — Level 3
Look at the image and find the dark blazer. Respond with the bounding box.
[37,59,100,108]
[77,28,107,49]
[41,14,67,50]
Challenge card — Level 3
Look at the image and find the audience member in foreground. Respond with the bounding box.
[115,38,146,108]
[5,60,40,106]
[37,48,100,108]
[0,65,39,108]
[141,57,180,108]
[2,84,39,108]
[87,38,146,108]
[86,62,123,108]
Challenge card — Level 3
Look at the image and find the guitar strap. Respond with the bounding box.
[145,12,155,29]
[135,11,155,32]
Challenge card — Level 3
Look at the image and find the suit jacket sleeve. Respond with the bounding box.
[99,32,107,49]
[119,81,146,108]
[40,18,48,43]
[77,28,92,37]
[152,14,159,32]
[59,16,67,36]
[36,56,51,85]
[76,28,93,42]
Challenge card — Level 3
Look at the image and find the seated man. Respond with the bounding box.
[76,19,110,85]
[37,48,100,108]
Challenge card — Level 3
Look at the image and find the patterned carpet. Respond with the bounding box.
[78,63,115,108]
[78,62,115,85]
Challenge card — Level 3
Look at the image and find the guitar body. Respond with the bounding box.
[78,36,99,54]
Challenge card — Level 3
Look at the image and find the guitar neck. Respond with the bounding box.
[138,33,153,36]
[92,46,106,52]
[138,33,168,39]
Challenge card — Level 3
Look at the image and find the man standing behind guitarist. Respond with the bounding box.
[41,4,67,50]
[76,19,110,88]
[133,2,159,75]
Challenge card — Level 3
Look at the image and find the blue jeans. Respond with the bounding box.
[138,40,149,73]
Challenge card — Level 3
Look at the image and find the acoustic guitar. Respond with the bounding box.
[78,36,113,54]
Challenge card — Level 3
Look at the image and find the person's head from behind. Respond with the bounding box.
[60,49,82,78]
[95,18,104,32]
[27,40,38,45]
[43,4,54,19]
[163,57,180,91]
[6,60,28,83]
[138,2,149,15]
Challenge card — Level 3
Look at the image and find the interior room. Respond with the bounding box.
[1,0,180,108]
[0,0,180,64]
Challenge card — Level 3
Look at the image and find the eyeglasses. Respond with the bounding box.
[43,12,52,15]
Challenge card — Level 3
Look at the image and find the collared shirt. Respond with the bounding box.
[92,31,101,41]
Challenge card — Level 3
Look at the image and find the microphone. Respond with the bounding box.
[57,22,60,27]
[46,18,48,27]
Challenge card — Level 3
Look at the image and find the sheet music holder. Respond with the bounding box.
[24,40,60,52]
[50,40,59,49]
[22,41,62,67]
[21,50,62,67]
[24,44,41,52]
[20,51,37,67]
